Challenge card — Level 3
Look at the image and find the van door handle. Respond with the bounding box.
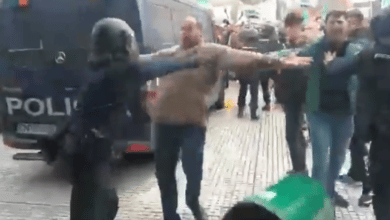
[8,40,44,52]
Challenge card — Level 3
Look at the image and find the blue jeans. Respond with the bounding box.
[307,111,354,198]
[153,124,206,220]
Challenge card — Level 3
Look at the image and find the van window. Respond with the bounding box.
[171,9,188,45]
[143,3,175,51]
[1,0,143,51]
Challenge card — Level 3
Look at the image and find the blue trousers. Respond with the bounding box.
[307,111,354,198]
[153,124,206,220]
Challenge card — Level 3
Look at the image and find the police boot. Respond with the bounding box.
[250,108,258,120]
[94,188,119,220]
[103,188,119,220]
[237,106,245,118]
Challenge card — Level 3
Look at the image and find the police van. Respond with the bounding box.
[0,0,218,164]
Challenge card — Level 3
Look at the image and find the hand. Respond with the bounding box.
[324,51,337,65]
[281,55,313,68]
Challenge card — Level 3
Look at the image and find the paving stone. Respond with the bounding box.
[117,81,375,219]
[0,81,374,220]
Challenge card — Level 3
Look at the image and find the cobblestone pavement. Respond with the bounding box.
[117,81,375,220]
[0,136,156,220]
[0,81,376,220]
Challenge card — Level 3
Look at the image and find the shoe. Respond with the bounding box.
[334,192,349,208]
[237,107,244,118]
[262,104,271,111]
[188,202,208,220]
[250,108,258,120]
[251,115,259,120]
[193,205,208,220]
[358,194,372,207]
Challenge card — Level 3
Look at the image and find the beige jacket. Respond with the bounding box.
[146,43,283,127]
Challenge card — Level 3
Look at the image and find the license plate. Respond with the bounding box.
[16,123,56,136]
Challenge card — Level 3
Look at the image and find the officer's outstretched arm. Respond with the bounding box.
[138,55,198,81]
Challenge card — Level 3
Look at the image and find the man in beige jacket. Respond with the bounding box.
[146,16,312,220]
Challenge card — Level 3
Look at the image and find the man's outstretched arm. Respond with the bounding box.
[217,45,312,75]
[138,55,198,81]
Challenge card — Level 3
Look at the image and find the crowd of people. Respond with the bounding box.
[61,4,390,220]
[214,6,390,220]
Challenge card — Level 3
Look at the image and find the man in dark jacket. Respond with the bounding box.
[272,11,309,176]
[256,24,284,112]
[232,27,262,119]
[62,17,200,220]
[339,8,373,207]
[354,8,390,219]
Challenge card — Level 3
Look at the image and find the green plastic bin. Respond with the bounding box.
[243,175,334,220]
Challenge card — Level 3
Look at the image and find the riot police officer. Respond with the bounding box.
[354,8,390,220]
[62,17,199,220]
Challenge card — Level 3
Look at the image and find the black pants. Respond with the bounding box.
[260,78,271,106]
[283,102,307,172]
[68,134,118,220]
[237,79,260,109]
[348,135,371,194]
[370,135,390,220]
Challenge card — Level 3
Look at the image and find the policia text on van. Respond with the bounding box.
[0,0,216,164]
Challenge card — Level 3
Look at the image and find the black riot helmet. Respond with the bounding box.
[89,17,139,70]
[370,8,390,46]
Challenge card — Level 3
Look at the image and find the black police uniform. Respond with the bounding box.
[235,28,261,119]
[354,9,390,220]
[63,18,198,220]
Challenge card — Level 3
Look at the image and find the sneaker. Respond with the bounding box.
[358,194,372,207]
[334,192,349,208]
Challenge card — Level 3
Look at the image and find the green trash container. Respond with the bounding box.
[243,175,335,220]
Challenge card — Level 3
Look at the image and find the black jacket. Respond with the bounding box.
[354,45,390,142]
[271,44,308,104]
[355,12,390,141]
